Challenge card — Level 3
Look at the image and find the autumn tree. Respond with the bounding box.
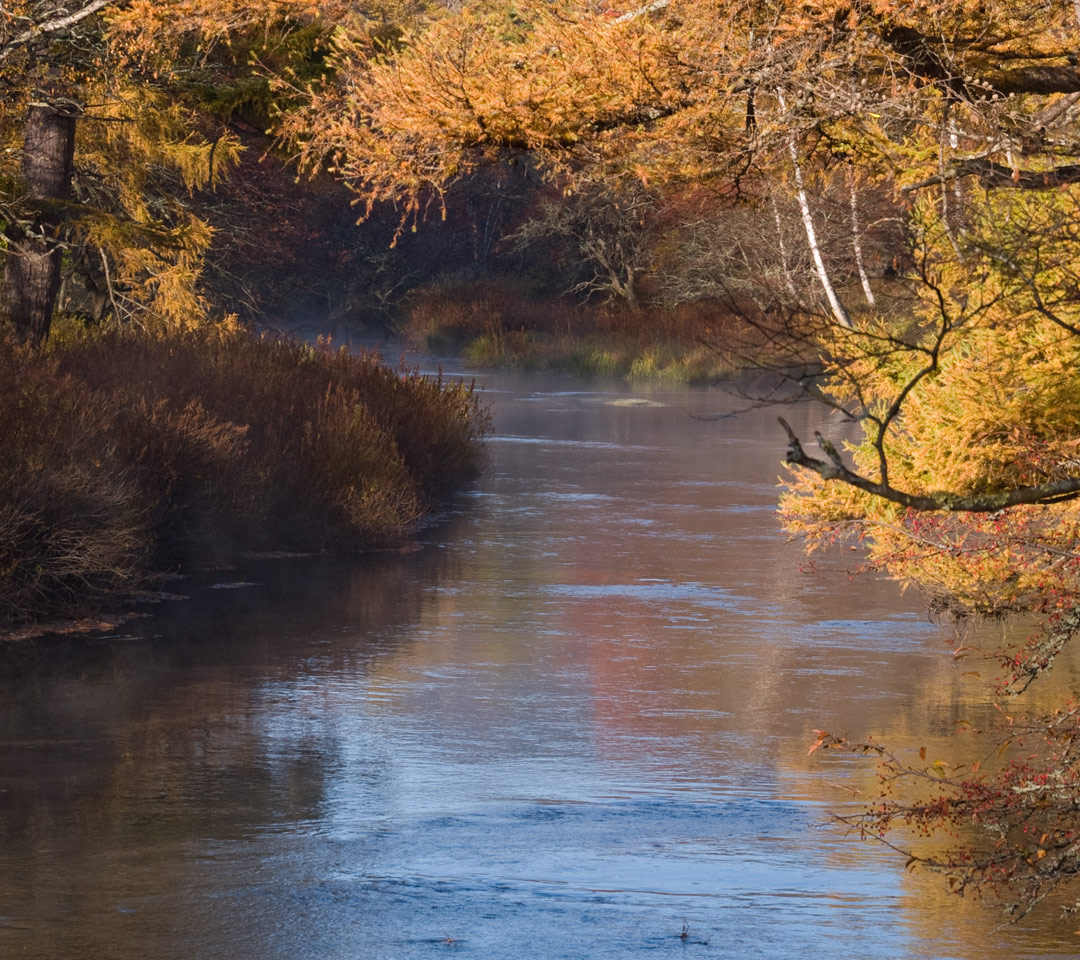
[1,0,110,343]
[0,0,349,344]
[287,0,1080,513]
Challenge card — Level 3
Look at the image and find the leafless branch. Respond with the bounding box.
[903,157,1080,194]
[0,0,118,64]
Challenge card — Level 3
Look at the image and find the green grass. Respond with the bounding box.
[457,332,732,382]
[399,279,746,382]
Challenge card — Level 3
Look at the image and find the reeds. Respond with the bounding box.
[401,279,747,381]
[0,327,488,624]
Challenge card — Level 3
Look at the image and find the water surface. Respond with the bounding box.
[1,367,1076,959]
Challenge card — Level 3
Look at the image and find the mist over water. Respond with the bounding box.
[1,366,1076,959]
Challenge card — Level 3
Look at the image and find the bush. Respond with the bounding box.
[0,327,488,624]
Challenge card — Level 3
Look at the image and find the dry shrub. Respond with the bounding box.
[401,277,586,347]
[287,386,420,548]
[360,365,490,502]
[0,343,146,622]
[402,278,521,348]
[0,327,487,624]
[399,277,760,379]
[106,395,254,558]
[0,466,145,623]
[55,327,488,544]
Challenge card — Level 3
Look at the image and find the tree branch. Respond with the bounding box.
[613,0,670,25]
[880,23,1080,97]
[902,157,1080,193]
[779,417,1080,512]
[979,64,1080,97]
[0,0,118,63]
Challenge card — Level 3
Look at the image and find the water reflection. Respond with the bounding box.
[0,369,1076,959]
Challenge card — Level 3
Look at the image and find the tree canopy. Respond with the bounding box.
[0,0,347,341]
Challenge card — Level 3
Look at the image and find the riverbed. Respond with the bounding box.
[1,367,1076,958]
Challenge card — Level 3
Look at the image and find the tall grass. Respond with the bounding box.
[0,327,488,624]
[401,279,751,381]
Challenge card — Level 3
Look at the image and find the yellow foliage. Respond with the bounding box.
[68,78,243,327]
[781,184,1080,614]
[0,0,340,334]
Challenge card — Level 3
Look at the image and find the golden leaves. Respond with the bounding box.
[287,0,760,219]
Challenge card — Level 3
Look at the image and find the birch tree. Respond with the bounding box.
[280,1,1080,915]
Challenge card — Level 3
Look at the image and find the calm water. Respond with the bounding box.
[1,367,1077,959]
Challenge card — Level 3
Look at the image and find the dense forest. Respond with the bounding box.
[8,0,1080,923]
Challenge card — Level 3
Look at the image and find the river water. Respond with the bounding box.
[1,367,1078,959]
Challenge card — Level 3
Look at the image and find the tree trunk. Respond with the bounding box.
[776,90,852,329]
[849,171,876,308]
[770,194,800,303]
[2,104,76,346]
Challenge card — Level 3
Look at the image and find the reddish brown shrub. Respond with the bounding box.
[0,327,487,623]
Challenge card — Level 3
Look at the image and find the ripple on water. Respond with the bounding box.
[542,581,740,606]
[0,374,1069,960]
[486,435,661,451]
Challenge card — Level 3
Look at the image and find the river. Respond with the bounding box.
[1,366,1077,959]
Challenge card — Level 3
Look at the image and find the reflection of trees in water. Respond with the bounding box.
[793,627,1080,951]
[0,542,461,954]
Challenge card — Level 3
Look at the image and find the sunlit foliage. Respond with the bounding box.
[0,0,347,339]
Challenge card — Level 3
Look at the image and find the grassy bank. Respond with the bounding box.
[400,280,759,383]
[0,326,488,626]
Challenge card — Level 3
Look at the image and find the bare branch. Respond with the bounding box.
[613,0,670,25]
[0,0,117,63]
[779,417,1080,512]
[903,157,1080,194]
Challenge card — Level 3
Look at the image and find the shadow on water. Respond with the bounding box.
[0,541,461,675]
[0,548,461,953]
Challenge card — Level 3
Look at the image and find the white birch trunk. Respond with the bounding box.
[849,171,876,308]
[939,105,964,258]
[770,195,800,303]
[777,91,852,328]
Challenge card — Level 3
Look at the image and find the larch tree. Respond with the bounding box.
[1,0,113,344]
[0,0,339,345]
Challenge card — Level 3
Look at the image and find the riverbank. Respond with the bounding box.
[0,326,488,627]
[399,281,789,383]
